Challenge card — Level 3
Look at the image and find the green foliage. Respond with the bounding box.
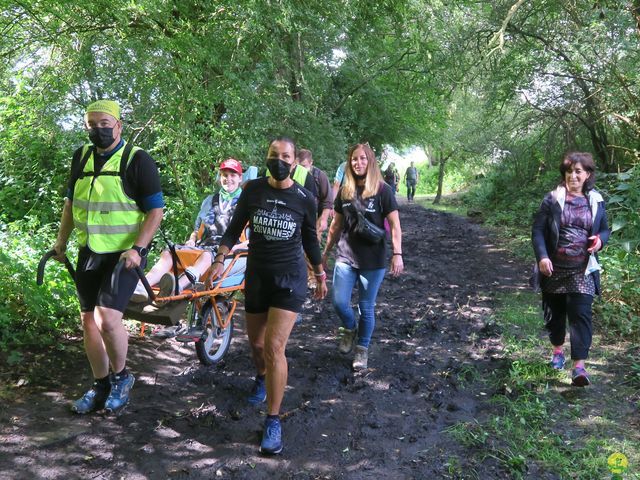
[597,168,640,325]
[0,218,78,350]
[416,160,471,195]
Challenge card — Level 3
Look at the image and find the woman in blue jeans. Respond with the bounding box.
[323,143,403,370]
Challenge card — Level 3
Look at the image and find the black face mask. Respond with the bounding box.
[88,127,115,149]
[266,158,292,181]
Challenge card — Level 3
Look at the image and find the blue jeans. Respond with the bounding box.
[331,262,386,348]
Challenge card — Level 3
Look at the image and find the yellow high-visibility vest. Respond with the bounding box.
[72,143,144,253]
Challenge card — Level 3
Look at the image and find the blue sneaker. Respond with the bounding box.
[260,417,283,455]
[550,352,565,370]
[71,383,110,414]
[571,367,590,387]
[247,376,267,405]
[104,373,135,413]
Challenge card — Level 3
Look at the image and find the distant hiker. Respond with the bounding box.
[383,162,400,193]
[323,143,403,371]
[210,136,327,455]
[404,161,419,203]
[130,158,247,303]
[531,152,610,387]
[297,149,333,237]
[53,100,164,414]
[297,149,332,290]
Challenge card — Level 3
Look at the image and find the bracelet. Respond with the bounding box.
[213,261,224,266]
[393,253,403,256]
[314,271,327,281]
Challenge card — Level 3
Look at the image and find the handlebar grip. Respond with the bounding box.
[111,259,125,296]
[110,260,155,301]
[63,256,76,280]
[37,250,76,286]
[36,250,56,286]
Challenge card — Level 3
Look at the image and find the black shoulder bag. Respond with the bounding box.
[353,188,386,244]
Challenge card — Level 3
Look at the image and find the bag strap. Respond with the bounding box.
[159,228,196,293]
[211,192,220,209]
[74,145,95,180]
[77,143,134,180]
[118,143,135,178]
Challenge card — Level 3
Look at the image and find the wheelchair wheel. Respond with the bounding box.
[195,300,234,365]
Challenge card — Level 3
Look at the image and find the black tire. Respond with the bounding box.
[195,300,234,365]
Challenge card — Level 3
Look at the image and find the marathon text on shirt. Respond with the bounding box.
[253,208,296,241]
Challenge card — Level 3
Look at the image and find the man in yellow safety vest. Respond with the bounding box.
[53,100,164,414]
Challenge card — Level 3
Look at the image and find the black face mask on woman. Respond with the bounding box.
[266,158,292,181]
[88,127,115,149]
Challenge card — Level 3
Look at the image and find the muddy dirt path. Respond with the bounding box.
[0,201,527,479]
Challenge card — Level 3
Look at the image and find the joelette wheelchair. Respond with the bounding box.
[37,248,246,365]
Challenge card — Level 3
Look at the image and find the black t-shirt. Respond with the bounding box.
[67,142,163,212]
[334,182,398,269]
[220,177,321,271]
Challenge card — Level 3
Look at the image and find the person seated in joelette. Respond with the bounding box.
[131,158,248,301]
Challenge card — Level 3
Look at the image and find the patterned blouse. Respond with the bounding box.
[542,194,595,295]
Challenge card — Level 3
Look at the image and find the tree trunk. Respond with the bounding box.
[424,145,435,167]
[288,32,303,101]
[433,150,446,204]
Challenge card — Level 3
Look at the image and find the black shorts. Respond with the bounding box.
[75,247,146,313]
[244,264,307,314]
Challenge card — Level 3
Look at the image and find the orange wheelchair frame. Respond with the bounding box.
[37,247,247,366]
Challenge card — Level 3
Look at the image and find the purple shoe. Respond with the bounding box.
[571,367,590,387]
[550,352,565,370]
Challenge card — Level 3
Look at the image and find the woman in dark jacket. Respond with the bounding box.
[532,152,610,386]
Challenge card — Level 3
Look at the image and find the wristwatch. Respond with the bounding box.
[131,245,148,258]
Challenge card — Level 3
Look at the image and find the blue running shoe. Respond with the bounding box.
[247,376,267,405]
[71,383,110,414]
[550,352,565,370]
[260,417,283,455]
[571,367,590,387]
[104,373,135,413]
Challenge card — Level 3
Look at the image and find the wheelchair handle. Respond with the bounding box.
[111,258,154,301]
[37,249,76,286]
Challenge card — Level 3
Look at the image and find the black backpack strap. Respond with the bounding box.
[118,143,135,178]
[75,145,96,180]
[211,191,220,209]
[311,166,322,191]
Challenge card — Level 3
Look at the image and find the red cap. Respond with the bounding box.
[219,158,243,175]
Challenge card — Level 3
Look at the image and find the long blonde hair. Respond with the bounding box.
[341,143,384,200]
